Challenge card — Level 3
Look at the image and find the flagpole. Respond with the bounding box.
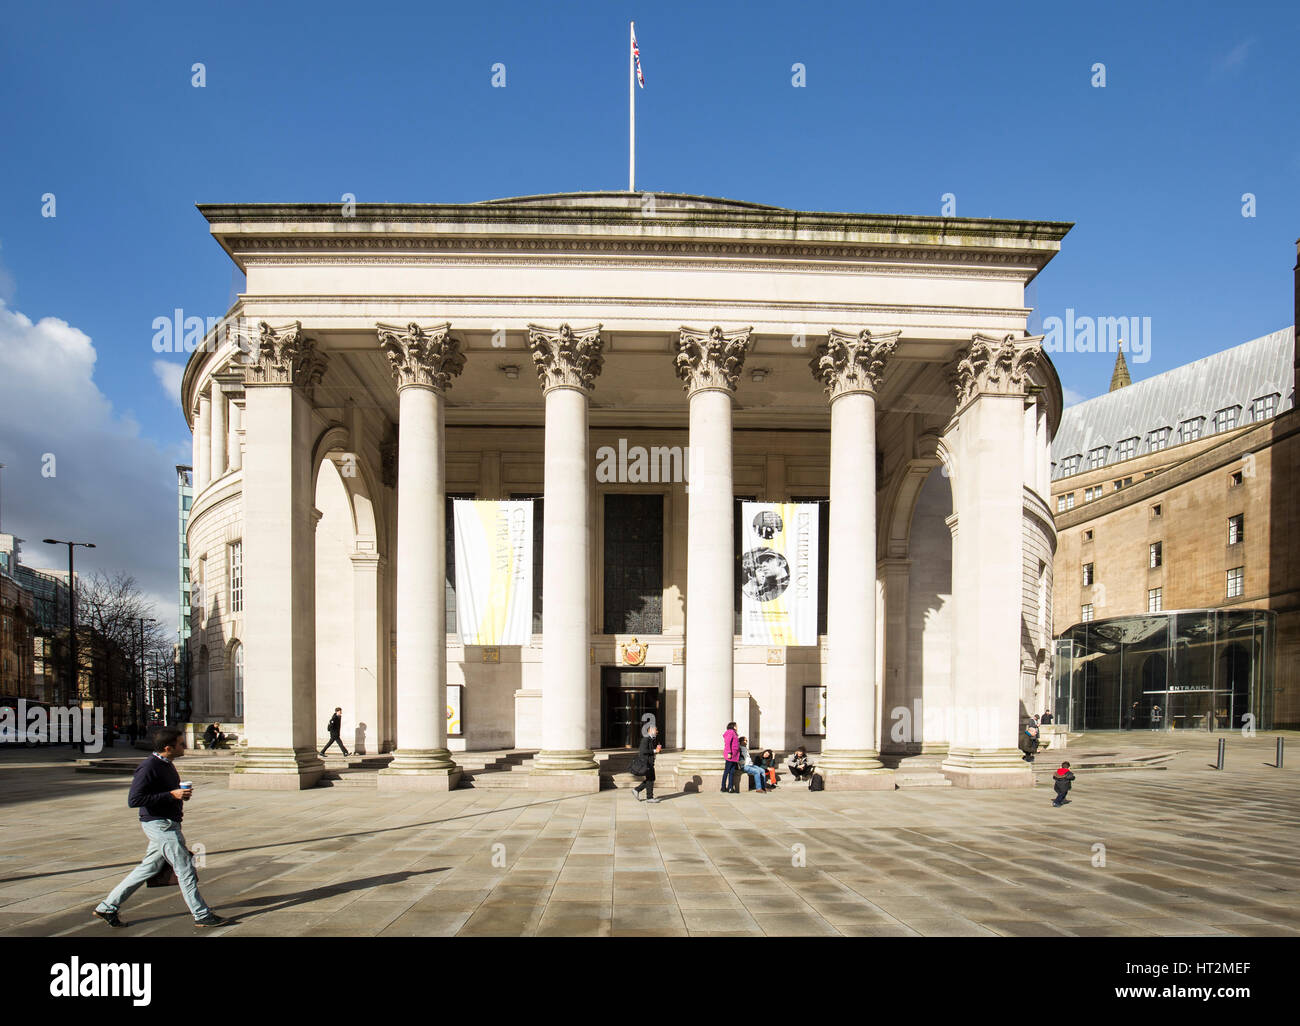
[629,20,636,193]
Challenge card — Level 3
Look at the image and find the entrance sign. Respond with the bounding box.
[452,500,533,646]
[739,501,819,646]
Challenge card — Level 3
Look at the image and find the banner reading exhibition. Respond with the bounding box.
[452,499,533,646]
[739,501,819,646]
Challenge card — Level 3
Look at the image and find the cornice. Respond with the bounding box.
[224,234,1058,273]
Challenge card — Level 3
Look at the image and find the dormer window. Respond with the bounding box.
[1178,417,1204,443]
[1088,446,1110,470]
[1147,427,1171,451]
[1213,406,1241,433]
[1251,394,1279,421]
[1115,437,1139,461]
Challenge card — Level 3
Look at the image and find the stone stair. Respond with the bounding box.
[1031,749,1179,777]
[884,755,954,788]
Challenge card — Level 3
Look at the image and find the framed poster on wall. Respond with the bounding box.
[803,685,826,737]
[447,684,464,738]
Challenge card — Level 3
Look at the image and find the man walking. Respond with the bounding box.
[631,724,662,803]
[93,727,229,928]
[322,707,349,757]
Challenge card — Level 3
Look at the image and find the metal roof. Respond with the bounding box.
[1051,326,1295,477]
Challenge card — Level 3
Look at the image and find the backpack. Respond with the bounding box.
[629,755,648,777]
[808,772,824,792]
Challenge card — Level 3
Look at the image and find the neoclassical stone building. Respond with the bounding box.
[182,193,1068,791]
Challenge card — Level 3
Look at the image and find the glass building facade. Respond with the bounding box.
[1054,609,1276,731]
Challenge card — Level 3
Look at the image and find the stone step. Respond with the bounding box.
[894,773,953,788]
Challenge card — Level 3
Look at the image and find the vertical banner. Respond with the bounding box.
[740,501,819,646]
[452,500,533,645]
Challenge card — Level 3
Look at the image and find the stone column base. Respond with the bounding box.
[229,747,326,791]
[941,747,1034,788]
[674,751,729,793]
[377,749,462,792]
[817,749,895,791]
[920,741,951,757]
[530,750,601,792]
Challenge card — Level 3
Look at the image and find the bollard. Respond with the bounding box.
[1278,737,1285,769]
[1216,737,1226,770]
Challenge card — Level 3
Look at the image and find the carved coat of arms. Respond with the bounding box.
[620,637,648,666]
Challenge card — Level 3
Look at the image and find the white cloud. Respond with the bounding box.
[1061,386,1088,407]
[0,299,186,625]
[153,359,185,406]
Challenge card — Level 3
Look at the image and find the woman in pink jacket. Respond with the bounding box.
[721,722,740,793]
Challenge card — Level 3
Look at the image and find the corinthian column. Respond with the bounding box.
[230,321,328,790]
[941,332,1043,788]
[376,322,465,792]
[527,323,604,791]
[809,328,900,789]
[674,325,752,792]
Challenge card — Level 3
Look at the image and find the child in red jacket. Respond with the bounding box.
[1051,761,1075,807]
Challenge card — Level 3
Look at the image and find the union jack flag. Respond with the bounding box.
[632,26,645,87]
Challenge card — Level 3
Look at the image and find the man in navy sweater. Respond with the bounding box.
[93,727,230,928]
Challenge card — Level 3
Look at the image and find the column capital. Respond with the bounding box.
[948,333,1045,408]
[527,322,604,393]
[243,321,328,392]
[676,325,753,394]
[811,328,900,400]
[377,322,465,393]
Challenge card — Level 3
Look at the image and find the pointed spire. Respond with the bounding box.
[1109,343,1132,391]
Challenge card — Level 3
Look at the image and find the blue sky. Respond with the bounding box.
[0,0,1297,611]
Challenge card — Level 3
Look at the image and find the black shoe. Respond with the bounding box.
[92,908,125,928]
[194,913,232,928]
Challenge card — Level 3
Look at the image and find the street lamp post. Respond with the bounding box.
[42,538,95,715]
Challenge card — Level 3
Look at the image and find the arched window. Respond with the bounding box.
[231,642,244,719]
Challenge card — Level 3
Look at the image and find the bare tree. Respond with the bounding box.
[78,571,172,730]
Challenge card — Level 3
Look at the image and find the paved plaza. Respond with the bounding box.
[0,733,1296,938]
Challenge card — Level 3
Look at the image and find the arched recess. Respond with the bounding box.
[312,424,390,755]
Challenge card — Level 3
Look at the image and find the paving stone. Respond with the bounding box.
[2,736,1297,937]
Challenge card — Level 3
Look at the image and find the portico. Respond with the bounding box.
[181,193,1068,792]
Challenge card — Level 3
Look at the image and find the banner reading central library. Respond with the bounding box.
[739,501,819,646]
[452,499,533,646]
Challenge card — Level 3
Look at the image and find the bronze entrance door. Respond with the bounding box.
[601,667,664,749]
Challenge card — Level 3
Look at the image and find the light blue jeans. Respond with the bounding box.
[97,818,211,921]
[744,764,767,790]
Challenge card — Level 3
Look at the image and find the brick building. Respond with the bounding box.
[1051,323,1298,729]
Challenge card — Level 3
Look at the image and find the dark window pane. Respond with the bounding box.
[603,494,663,634]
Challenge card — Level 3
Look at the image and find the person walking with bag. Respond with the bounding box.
[321,707,349,757]
[631,724,662,803]
[93,727,230,928]
[721,721,740,793]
